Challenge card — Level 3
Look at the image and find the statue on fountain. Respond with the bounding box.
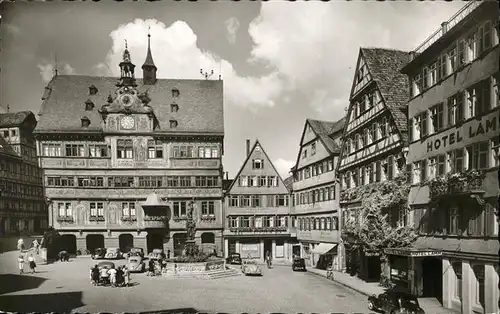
[184,200,200,257]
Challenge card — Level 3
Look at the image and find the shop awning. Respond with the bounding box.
[384,248,442,257]
[311,243,338,255]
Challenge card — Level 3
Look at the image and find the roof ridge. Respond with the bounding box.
[361,47,409,54]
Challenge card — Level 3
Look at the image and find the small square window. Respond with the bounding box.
[169,120,178,128]
[89,85,98,95]
[2,131,8,138]
[10,130,16,136]
[172,89,180,98]
[85,99,94,111]
[171,104,179,112]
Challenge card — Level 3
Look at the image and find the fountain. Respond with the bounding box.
[161,200,239,279]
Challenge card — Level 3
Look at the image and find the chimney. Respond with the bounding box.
[441,21,448,36]
[246,139,250,157]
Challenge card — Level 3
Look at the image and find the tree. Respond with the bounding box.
[342,171,418,286]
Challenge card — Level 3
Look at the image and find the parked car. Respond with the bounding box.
[127,256,145,273]
[226,253,242,265]
[148,249,164,260]
[292,257,306,271]
[241,260,262,276]
[97,261,116,270]
[91,248,106,260]
[125,247,144,259]
[368,291,425,314]
[105,247,122,260]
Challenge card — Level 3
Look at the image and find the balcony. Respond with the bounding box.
[427,170,485,200]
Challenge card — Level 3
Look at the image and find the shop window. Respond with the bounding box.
[452,262,462,301]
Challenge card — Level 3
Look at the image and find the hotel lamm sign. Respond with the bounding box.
[426,109,499,153]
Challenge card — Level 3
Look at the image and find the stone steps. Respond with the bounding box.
[161,268,241,280]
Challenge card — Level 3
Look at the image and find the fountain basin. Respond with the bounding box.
[160,258,240,279]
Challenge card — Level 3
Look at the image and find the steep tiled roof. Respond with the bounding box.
[0,111,34,128]
[35,75,224,134]
[283,176,294,193]
[360,48,410,143]
[307,117,346,154]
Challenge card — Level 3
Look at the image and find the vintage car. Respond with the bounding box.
[91,248,106,260]
[226,253,242,265]
[292,257,306,271]
[368,291,425,314]
[241,260,262,276]
[148,249,164,260]
[125,247,145,259]
[97,261,116,270]
[105,247,122,260]
[127,256,145,273]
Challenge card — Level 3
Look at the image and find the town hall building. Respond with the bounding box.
[34,33,225,256]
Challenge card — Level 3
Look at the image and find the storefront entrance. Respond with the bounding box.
[86,234,104,252]
[60,234,77,255]
[119,234,134,253]
[422,257,442,301]
[264,239,272,258]
[146,231,164,253]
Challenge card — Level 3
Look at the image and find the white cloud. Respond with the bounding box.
[37,61,76,83]
[273,158,294,179]
[96,19,284,111]
[225,17,240,44]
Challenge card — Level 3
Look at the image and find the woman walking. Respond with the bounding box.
[18,255,25,274]
[28,254,36,274]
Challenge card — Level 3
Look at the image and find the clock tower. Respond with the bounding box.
[98,40,156,133]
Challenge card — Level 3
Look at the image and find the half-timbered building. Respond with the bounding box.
[0,111,46,236]
[223,139,295,263]
[337,48,411,282]
[290,118,345,270]
[34,34,224,256]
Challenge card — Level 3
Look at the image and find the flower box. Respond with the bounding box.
[56,216,74,223]
[173,217,187,222]
[144,216,165,221]
[121,216,137,222]
[89,216,105,222]
[200,215,216,221]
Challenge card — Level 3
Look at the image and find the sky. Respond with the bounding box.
[0,1,466,179]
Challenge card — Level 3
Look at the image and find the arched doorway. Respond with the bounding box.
[60,234,77,255]
[147,232,164,253]
[173,233,187,257]
[119,234,134,253]
[86,234,105,252]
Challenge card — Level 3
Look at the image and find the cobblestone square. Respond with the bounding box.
[0,251,374,313]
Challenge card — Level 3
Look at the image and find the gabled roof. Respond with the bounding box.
[283,176,294,193]
[0,111,36,128]
[292,117,346,173]
[226,139,288,194]
[35,75,224,134]
[358,48,410,143]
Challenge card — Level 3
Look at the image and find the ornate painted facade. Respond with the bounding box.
[0,111,47,236]
[401,2,499,313]
[290,118,345,270]
[223,139,296,263]
[34,34,224,256]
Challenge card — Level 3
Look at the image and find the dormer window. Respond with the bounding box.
[81,117,90,128]
[169,120,178,128]
[172,88,180,98]
[89,85,98,95]
[171,104,179,113]
[85,99,94,111]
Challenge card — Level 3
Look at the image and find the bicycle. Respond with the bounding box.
[326,265,334,280]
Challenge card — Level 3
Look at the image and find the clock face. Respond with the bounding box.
[120,94,133,107]
[121,116,135,129]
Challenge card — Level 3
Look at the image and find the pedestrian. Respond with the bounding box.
[100,266,109,285]
[108,266,117,287]
[18,255,25,274]
[17,238,25,252]
[116,266,123,287]
[148,259,155,276]
[33,239,40,254]
[123,266,130,287]
[167,249,171,259]
[28,254,36,274]
[91,265,99,286]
